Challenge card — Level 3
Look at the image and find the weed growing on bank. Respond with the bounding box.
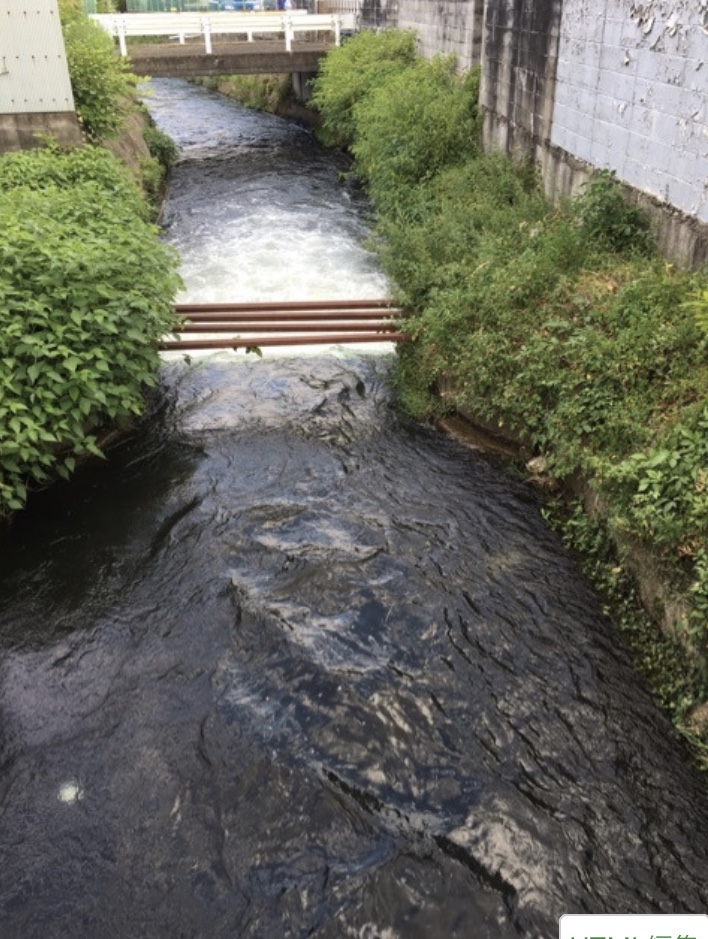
[141,121,179,202]
[310,29,419,149]
[0,144,181,518]
[59,0,138,142]
[194,74,294,114]
[312,29,708,742]
[0,0,180,518]
[549,502,708,769]
[0,4,182,519]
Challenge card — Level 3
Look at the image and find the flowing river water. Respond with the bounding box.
[1,79,707,938]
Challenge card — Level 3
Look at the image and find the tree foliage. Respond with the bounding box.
[352,58,481,215]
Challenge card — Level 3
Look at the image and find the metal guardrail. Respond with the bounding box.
[313,0,360,12]
[90,10,355,55]
[87,0,358,11]
[122,0,307,9]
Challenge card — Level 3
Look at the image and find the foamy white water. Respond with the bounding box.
[143,79,391,356]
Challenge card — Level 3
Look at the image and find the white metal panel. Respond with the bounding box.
[0,0,75,114]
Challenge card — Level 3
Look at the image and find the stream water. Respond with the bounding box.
[1,80,707,939]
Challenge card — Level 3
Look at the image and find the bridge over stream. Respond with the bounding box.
[91,10,356,77]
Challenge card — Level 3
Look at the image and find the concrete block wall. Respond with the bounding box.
[552,0,708,225]
[360,0,400,30]
[397,0,484,67]
[386,0,708,266]
[481,0,708,267]
[0,111,82,153]
[360,0,483,65]
[480,0,562,157]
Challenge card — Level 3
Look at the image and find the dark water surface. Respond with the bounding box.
[1,82,707,939]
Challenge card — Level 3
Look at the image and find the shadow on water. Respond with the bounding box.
[1,81,708,938]
[1,354,707,939]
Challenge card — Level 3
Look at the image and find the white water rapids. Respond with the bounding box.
[150,78,391,357]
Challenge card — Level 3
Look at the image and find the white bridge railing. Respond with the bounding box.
[313,0,360,12]
[90,10,356,55]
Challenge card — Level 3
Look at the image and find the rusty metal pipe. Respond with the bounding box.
[174,299,403,313]
[175,321,401,333]
[161,332,410,350]
[175,311,404,322]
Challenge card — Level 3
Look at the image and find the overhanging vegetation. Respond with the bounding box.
[0,2,181,518]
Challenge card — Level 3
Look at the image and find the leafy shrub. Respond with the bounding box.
[574,169,655,257]
[61,12,137,140]
[143,124,178,171]
[402,163,551,297]
[377,153,545,306]
[599,406,708,663]
[141,124,178,203]
[601,408,708,566]
[0,141,149,218]
[139,154,165,202]
[310,29,419,149]
[58,0,84,23]
[352,60,481,216]
[683,287,708,335]
[0,146,181,516]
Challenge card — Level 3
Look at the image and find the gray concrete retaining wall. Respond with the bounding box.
[0,111,83,154]
[371,0,708,268]
[361,0,483,66]
[397,0,484,66]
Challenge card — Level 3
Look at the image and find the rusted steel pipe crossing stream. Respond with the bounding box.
[161,299,410,351]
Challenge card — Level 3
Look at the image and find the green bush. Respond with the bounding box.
[61,11,137,140]
[603,409,708,554]
[0,145,181,516]
[683,287,708,335]
[141,124,178,202]
[138,154,165,202]
[599,407,708,642]
[143,124,178,171]
[195,74,293,114]
[310,29,419,149]
[0,141,149,218]
[352,59,481,216]
[59,0,84,22]
[376,153,548,307]
[574,169,655,257]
